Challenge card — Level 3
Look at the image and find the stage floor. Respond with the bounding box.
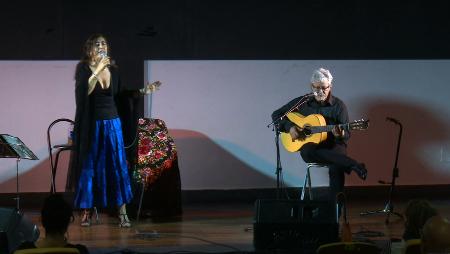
[22,199,450,254]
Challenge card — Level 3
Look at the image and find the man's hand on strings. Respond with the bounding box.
[332,125,345,138]
[289,126,306,141]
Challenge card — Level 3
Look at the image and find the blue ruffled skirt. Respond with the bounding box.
[74,118,133,208]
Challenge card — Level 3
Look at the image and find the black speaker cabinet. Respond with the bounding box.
[253,199,339,251]
[0,208,39,254]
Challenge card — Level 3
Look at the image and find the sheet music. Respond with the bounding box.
[0,134,38,160]
[0,139,17,158]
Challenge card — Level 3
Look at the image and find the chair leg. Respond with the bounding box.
[52,150,64,193]
[307,167,313,200]
[301,166,314,201]
[50,158,56,194]
[301,167,313,200]
[301,171,308,200]
[50,165,56,194]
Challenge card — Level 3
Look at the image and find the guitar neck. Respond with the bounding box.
[309,124,349,134]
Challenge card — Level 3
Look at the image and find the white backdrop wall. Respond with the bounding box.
[147,60,450,190]
[0,61,76,193]
[0,60,449,193]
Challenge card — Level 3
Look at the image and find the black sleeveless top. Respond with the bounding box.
[92,84,118,120]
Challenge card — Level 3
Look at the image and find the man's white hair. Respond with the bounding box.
[310,68,333,84]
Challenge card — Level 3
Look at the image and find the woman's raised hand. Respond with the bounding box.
[142,81,162,94]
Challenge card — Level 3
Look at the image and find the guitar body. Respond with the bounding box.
[280,113,328,152]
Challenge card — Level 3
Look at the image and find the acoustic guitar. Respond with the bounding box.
[280,113,369,152]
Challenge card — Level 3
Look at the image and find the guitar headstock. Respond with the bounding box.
[349,119,369,130]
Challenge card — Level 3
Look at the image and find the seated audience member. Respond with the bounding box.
[421,215,450,254]
[402,199,438,241]
[390,200,438,254]
[17,194,89,254]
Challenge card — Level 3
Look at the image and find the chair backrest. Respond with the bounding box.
[14,247,80,254]
[404,239,421,254]
[316,242,380,254]
[47,118,75,167]
[47,118,75,193]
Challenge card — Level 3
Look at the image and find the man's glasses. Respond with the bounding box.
[311,85,331,92]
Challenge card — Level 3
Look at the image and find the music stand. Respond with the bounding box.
[0,134,38,211]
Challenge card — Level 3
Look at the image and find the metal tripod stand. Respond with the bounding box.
[360,117,404,224]
[267,93,314,199]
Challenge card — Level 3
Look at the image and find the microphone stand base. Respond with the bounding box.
[360,203,403,225]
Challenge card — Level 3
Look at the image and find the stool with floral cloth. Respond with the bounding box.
[133,118,182,220]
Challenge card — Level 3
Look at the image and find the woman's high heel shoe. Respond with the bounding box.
[81,209,91,227]
[118,213,131,228]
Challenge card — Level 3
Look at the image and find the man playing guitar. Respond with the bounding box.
[272,68,367,207]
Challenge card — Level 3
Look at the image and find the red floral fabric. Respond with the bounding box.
[133,118,177,188]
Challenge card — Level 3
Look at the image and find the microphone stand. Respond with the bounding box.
[14,158,21,211]
[267,94,313,199]
[360,117,403,224]
[274,124,282,199]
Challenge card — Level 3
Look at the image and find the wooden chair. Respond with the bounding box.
[46,118,74,193]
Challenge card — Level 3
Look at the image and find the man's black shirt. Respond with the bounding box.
[271,93,350,147]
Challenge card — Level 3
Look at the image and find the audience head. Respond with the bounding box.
[41,194,74,236]
[421,215,450,254]
[402,199,438,241]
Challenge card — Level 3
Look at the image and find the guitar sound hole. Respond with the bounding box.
[303,127,312,136]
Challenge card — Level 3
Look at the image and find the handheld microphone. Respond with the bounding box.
[304,92,317,97]
[99,51,107,59]
[98,51,113,67]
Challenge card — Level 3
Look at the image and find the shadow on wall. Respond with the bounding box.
[346,98,450,186]
[0,152,70,193]
[169,129,277,190]
[3,98,449,193]
[0,129,277,192]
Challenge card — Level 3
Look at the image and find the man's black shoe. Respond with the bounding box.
[351,163,367,180]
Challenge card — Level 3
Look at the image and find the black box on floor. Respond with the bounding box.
[0,207,39,254]
[253,199,339,251]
